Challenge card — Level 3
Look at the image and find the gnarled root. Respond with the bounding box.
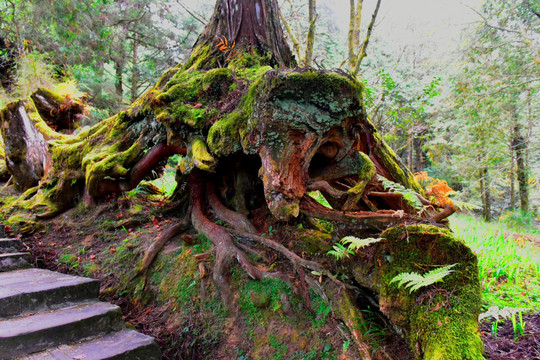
[207,181,257,234]
[134,216,192,277]
[190,171,279,308]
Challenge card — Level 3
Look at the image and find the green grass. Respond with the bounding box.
[450,214,540,310]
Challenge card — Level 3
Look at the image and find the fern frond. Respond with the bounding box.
[390,263,458,293]
[452,199,481,212]
[327,243,354,260]
[479,306,531,321]
[340,236,383,251]
[378,175,423,210]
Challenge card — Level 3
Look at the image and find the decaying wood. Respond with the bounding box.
[30,88,85,133]
[0,101,50,190]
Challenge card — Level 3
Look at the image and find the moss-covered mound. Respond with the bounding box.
[350,224,484,360]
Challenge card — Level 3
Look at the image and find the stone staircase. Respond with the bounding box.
[0,236,161,360]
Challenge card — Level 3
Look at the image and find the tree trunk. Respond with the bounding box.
[130,33,139,102]
[348,0,363,71]
[114,60,124,99]
[304,0,317,67]
[513,125,529,213]
[480,168,491,221]
[185,0,295,70]
[510,141,515,210]
[351,0,382,76]
[0,101,51,190]
[414,136,423,173]
[2,1,482,358]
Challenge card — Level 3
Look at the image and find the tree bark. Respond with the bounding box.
[0,101,50,190]
[513,125,529,213]
[30,88,85,133]
[186,0,295,70]
[130,32,139,102]
[304,0,317,67]
[480,168,491,221]
[114,60,124,99]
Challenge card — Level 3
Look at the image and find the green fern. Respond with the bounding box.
[327,243,354,260]
[340,236,383,251]
[328,236,383,260]
[452,199,481,212]
[390,263,458,293]
[378,175,423,210]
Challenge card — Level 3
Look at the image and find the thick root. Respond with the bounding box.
[135,217,192,276]
[206,181,257,234]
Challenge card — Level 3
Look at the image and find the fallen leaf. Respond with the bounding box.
[199,263,207,278]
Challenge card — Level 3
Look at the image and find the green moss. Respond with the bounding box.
[207,110,245,156]
[184,44,220,71]
[377,225,484,360]
[155,70,205,104]
[372,131,425,196]
[237,276,296,325]
[179,136,217,173]
[293,229,333,254]
[6,213,44,234]
[202,68,234,98]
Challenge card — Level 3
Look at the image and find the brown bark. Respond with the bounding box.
[114,60,124,99]
[186,0,295,70]
[513,125,529,213]
[0,101,50,190]
[30,88,85,133]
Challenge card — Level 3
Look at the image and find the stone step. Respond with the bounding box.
[0,252,31,272]
[0,301,124,360]
[18,329,161,360]
[0,268,100,318]
[0,238,22,253]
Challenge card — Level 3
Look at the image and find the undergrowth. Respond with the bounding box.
[450,213,540,310]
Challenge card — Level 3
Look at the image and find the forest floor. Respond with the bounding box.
[1,184,539,359]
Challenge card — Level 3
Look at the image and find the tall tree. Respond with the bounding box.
[1,1,484,358]
[427,0,539,217]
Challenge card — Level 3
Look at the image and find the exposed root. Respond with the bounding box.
[134,216,192,276]
[323,281,374,360]
[430,203,456,222]
[226,228,323,273]
[96,143,186,196]
[307,180,346,198]
[207,181,257,234]
[189,171,279,308]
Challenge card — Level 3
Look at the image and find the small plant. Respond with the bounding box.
[327,236,383,260]
[327,243,354,260]
[390,263,458,293]
[480,306,529,339]
[341,236,383,251]
[378,175,423,210]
